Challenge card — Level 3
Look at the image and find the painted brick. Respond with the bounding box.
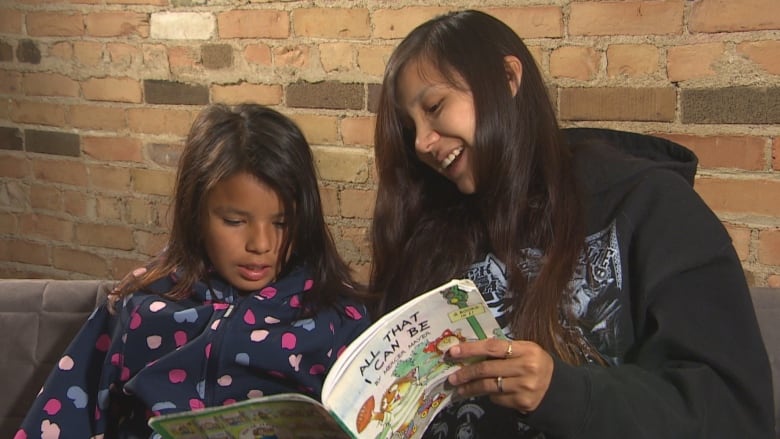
[126,107,196,136]
[75,223,134,250]
[147,142,182,167]
[25,130,80,157]
[131,168,174,196]
[0,42,12,62]
[312,146,371,183]
[293,8,369,38]
[0,9,23,34]
[12,101,66,126]
[217,10,288,39]
[30,184,61,210]
[667,43,725,82]
[211,83,282,106]
[287,81,363,110]
[550,46,599,80]
[0,70,21,94]
[82,136,143,162]
[569,1,683,36]
[0,127,22,151]
[273,45,312,69]
[341,116,375,146]
[144,80,209,105]
[696,177,780,217]
[681,87,780,124]
[340,189,375,219]
[51,246,109,277]
[20,213,74,241]
[83,77,142,103]
[320,43,354,73]
[68,104,126,131]
[0,155,28,178]
[758,229,780,265]
[16,40,41,64]
[202,44,233,69]
[660,134,766,171]
[690,0,780,33]
[244,44,272,65]
[89,165,132,191]
[73,41,104,66]
[485,7,563,38]
[737,41,780,75]
[606,44,659,78]
[357,45,393,77]
[33,159,88,186]
[85,12,149,37]
[372,7,448,39]
[560,87,676,122]
[288,114,338,145]
[26,12,84,37]
[6,239,49,266]
[151,12,214,40]
[23,72,79,97]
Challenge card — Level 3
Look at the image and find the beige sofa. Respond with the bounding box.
[0,279,777,437]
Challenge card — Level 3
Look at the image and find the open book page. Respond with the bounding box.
[148,393,350,439]
[322,279,503,439]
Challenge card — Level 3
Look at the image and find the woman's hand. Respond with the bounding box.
[446,338,554,414]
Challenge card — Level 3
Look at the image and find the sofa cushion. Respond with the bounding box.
[751,287,780,437]
[0,279,111,438]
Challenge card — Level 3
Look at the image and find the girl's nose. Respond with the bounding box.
[414,127,440,154]
[246,224,272,254]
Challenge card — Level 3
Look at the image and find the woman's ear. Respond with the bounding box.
[504,55,523,97]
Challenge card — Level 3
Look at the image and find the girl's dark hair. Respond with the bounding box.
[113,103,365,311]
[370,10,591,364]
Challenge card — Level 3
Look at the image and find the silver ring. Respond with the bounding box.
[496,376,504,393]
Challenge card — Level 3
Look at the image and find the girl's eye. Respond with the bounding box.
[222,218,243,226]
[425,101,441,114]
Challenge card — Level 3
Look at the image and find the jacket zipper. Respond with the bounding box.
[204,301,237,406]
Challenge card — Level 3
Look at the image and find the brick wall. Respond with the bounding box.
[0,0,779,287]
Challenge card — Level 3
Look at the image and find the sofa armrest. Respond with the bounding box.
[0,279,112,437]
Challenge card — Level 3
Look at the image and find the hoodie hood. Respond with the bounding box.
[564,128,699,195]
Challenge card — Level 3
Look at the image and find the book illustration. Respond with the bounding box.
[149,279,503,439]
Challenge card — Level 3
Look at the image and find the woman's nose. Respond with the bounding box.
[414,127,440,154]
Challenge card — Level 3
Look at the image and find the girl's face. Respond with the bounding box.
[203,171,287,292]
[398,59,477,194]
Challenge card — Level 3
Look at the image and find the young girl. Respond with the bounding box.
[18,104,371,438]
[370,10,774,438]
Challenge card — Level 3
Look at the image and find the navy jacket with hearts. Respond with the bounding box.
[17,266,371,438]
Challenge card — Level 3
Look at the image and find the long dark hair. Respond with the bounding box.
[370,10,590,364]
[113,104,365,311]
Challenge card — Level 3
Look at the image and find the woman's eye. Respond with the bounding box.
[273,221,287,229]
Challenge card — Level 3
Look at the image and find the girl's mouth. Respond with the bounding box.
[440,146,463,169]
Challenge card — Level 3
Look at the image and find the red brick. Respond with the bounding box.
[243,44,272,65]
[211,83,282,106]
[33,159,88,186]
[319,185,338,217]
[4,239,49,265]
[667,43,726,82]
[293,8,369,38]
[484,7,563,38]
[12,101,67,126]
[51,246,109,277]
[696,177,780,217]
[660,134,767,171]
[29,184,61,210]
[340,189,375,219]
[0,155,30,179]
[19,213,73,241]
[569,1,683,36]
[607,44,659,78]
[85,12,149,37]
[758,229,780,265]
[217,10,289,39]
[26,12,84,37]
[82,136,143,162]
[95,195,123,221]
[82,77,142,103]
[0,213,17,235]
[341,116,375,146]
[724,224,751,261]
[372,7,449,39]
[126,108,196,136]
[23,72,79,97]
[68,104,126,131]
[73,41,103,66]
[89,164,132,191]
[690,0,780,33]
[134,230,167,256]
[75,223,134,250]
[63,190,87,217]
[773,137,780,171]
[737,41,780,75]
[550,46,599,80]
[0,70,21,94]
[0,9,23,34]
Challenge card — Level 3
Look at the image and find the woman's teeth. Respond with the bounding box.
[441,147,463,169]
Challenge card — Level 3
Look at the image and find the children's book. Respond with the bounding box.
[148,278,504,439]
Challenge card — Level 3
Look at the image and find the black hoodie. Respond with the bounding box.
[423,128,775,438]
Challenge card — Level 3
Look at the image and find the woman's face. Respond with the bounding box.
[397,59,478,194]
[202,172,286,292]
